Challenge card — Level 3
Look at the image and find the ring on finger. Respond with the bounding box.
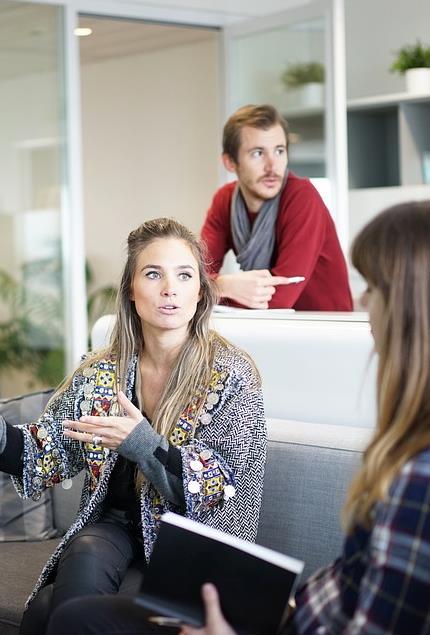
[92,434,103,446]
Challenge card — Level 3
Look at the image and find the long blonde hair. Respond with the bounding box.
[343,201,430,531]
[53,218,220,440]
[110,217,219,438]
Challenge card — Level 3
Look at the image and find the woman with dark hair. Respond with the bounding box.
[0,218,266,634]
[178,201,430,634]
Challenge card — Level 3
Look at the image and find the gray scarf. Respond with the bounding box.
[230,170,288,271]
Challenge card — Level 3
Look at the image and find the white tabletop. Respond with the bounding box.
[212,306,369,323]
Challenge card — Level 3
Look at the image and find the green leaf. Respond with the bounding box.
[281,62,325,88]
[390,40,430,74]
[34,348,65,386]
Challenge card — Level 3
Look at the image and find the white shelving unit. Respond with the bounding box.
[284,109,326,178]
[284,91,430,188]
[347,92,430,189]
[282,94,326,178]
[348,91,430,109]
[347,90,430,297]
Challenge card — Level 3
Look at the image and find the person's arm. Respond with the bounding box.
[11,374,87,499]
[267,182,328,309]
[0,416,24,476]
[180,584,295,635]
[201,186,281,308]
[201,187,233,276]
[180,583,238,635]
[202,182,324,309]
[65,364,267,529]
[179,357,266,537]
[341,464,430,634]
[202,192,302,309]
[63,390,186,507]
[292,461,430,635]
[115,396,185,508]
[80,359,266,529]
[215,270,301,309]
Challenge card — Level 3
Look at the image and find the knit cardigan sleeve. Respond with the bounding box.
[180,347,267,543]
[11,371,86,500]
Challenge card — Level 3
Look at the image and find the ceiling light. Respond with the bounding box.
[74,27,92,37]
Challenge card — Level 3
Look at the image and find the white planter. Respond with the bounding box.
[405,67,430,94]
[286,82,325,110]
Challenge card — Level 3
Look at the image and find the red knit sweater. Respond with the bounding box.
[201,173,353,311]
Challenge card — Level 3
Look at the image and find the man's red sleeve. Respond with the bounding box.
[268,183,329,309]
[200,186,233,275]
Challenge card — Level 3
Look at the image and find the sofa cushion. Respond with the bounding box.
[0,538,60,633]
[0,472,58,541]
[0,390,57,541]
[0,389,54,427]
[257,419,372,581]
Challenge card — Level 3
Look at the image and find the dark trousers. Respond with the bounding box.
[19,519,144,635]
[45,595,296,635]
[46,595,179,635]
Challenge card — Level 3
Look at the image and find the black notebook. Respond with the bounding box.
[135,512,304,635]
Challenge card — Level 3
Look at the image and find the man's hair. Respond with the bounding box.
[222,104,289,163]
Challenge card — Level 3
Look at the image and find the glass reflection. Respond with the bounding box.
[0,2,66,396]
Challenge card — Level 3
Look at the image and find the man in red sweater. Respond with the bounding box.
[201,104,353,310]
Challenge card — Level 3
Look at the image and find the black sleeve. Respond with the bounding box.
[0,424,24,476]
[153,444,183,479]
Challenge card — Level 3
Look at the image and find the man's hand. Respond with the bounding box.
[216,270,303,309]
[179,584,237,635]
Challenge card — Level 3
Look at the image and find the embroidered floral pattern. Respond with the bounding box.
[80,360,119,491]
[14,344,266,609]
[142,366,236,532]
[29,424,65,489]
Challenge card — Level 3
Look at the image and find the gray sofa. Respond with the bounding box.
[0,391,371,635]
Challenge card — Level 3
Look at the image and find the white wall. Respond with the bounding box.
[348,185,430,298]
[229,22,324,112]
[81,36,220,290]
[345,0,430,99]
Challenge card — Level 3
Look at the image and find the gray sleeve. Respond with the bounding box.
[117,418,185,508]
[0,415,6,454]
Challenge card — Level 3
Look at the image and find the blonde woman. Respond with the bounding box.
[178,201,430,635]
[0,218,266,635]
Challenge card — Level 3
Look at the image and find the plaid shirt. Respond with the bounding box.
[291,448,430,634]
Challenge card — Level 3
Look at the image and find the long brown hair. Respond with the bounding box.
[343,201,430,530]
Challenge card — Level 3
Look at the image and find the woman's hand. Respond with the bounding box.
[179,584,237,635]
[62,391,142,450]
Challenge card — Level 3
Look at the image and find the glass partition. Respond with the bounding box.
[0,1,67,396]
[224,5,331,206]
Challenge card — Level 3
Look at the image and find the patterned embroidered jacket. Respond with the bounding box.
[12,340,267,606]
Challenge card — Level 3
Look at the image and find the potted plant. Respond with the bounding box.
[0,260,117,396]
[390,40,430,93]
[0,267,65,393]
[281,62,325,109]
